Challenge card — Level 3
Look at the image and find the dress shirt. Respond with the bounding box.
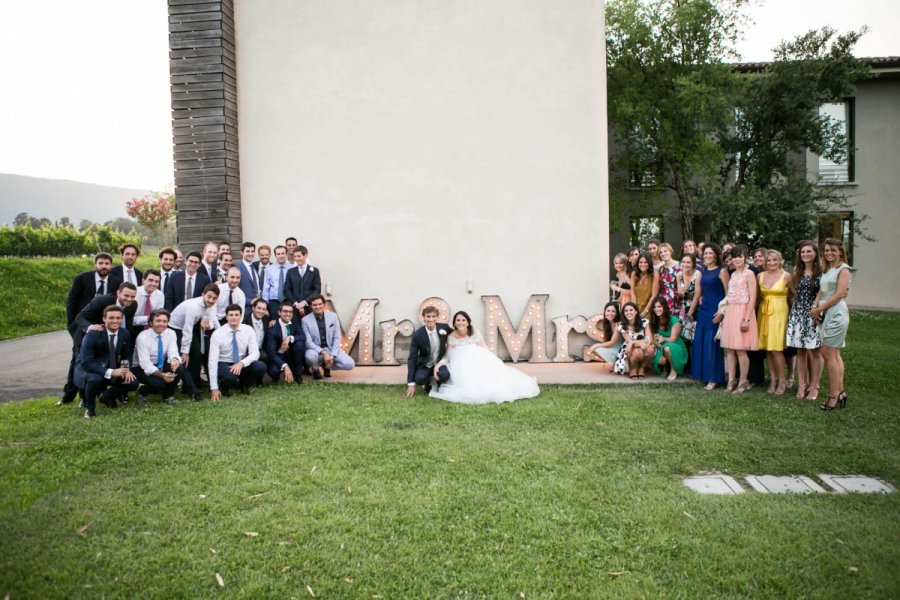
[103,329,119,379]
[95,273,110,296]
[133,287,165,326]
[124,267,137,286]
[135,328,180,375]
[208,324,259,390]
[427,328,439,366]
[168,297,220,354]
[251,316,266,348]
[160,269,174,292]
[263,262,289,301]
[203,262,216,282]
[216,283,246,319]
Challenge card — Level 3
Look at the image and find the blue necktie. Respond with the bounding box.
[157,335,164,369]
[231,330,240,363]
[278,266,285,301]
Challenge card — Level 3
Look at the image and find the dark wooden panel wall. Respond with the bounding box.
[169,0,242,251]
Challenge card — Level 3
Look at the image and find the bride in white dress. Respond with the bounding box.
[429,311,540,404]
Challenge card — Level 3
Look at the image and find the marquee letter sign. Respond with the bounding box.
[339,298,379,365]
[481,294,550,363]
[552,313,604,362]
[379,318,415,365]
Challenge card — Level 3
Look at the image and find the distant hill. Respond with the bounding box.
[0,173,152,226]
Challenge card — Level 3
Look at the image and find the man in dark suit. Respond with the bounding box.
[74,305,139,419]
[60,252,116,405]
[284,246,322,318]
[251,244,271,296]
[199,241,219,287]
[109,243,143,287]
[405,305,452,397]
[236,242,260,312]
[164,251,204,311]
[265,303,306,384]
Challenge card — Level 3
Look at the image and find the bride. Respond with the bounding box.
[429,311,540,404]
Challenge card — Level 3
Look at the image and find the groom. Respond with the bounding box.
[405,305,452,397]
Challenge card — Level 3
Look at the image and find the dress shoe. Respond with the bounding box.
[164,396,178,405]
[221,387,232,397]
[56,397,73,406]
[312,368,322,380]
[84,409,96,419]
[323,368,332,380]
[192,393,204,402]
[136,393,149,406]
[239,385,250,395]
[424,383,432,394]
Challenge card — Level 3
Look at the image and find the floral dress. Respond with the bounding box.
[785,274,821,349]
[613,319,649,375]
[676,270,700,341]
[658,262,681,313]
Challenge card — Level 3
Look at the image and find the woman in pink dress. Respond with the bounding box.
[720,245,758,394]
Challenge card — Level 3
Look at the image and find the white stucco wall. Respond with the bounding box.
[234,0,609,359]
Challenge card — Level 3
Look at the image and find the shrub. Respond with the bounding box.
[0,224,141,257]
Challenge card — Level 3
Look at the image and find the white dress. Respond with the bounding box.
[429,330,540,404]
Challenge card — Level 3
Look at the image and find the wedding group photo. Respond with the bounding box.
[1,0,898,598]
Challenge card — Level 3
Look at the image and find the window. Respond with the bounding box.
[629,216,664,248]
[818,211,854,266]
[818,99,855,183]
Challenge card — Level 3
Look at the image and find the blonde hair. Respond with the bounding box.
[765,249,784,268]
[658,242,674,258]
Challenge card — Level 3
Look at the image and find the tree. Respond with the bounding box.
[14,212,30,227]
[606,0,870,254]
[125,191,176,247]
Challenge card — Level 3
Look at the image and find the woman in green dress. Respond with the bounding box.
[649,298,689,381]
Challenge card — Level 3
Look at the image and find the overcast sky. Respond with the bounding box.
[0,0,896,190]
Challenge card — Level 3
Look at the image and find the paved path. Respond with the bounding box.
[0,331,655,403]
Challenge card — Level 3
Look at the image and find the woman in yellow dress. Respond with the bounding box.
[757,250,792,394]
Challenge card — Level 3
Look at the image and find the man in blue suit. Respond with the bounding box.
[164,251,204,311]
[265,303,306,384]
[75,305,139,419]
[236,241,261,312]
[405,305,452,397]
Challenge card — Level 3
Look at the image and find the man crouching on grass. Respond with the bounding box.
[208,304,266,400]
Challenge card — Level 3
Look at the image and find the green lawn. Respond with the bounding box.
[1,312,898,598]
[0,254,160,340]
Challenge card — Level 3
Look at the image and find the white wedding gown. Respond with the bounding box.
[429,331,540,404]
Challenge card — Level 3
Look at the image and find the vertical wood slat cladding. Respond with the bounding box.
[168,0,241,250]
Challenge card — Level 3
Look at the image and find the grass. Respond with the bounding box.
[1,313,898,599]
[0,254,159,340]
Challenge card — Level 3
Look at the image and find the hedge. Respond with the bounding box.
[0,224,142,257]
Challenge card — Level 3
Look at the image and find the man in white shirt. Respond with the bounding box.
[262,244,290,319]
[209,304,266,399]
[243,298,270,357]
[169,284,220,387]
[131,269,165,340]
[134,309,201,403]
[215,267,245,323]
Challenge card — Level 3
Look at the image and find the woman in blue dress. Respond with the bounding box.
[690,243,730,389]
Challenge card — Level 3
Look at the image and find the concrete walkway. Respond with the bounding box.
[0,330,658,403]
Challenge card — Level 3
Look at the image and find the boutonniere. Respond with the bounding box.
[439,330,447,336]
[308,266,315,273]
[328,323,334,328]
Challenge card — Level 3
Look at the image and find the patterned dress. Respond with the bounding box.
[785,273,821,349]
[676,270,699,341]
[613,319,649,375]
[658,262,681,313]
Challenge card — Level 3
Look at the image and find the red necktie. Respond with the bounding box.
[143,295,153,329]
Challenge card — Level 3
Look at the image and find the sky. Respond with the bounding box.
[0,0,897,190]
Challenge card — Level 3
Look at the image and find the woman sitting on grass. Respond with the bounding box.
[649,298,688,381]
[613,302,653,379]
[590,302,623,368]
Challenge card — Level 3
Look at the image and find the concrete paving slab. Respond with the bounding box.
[744,475,827,494]
[683,475,745,495]
[818,475,896,494]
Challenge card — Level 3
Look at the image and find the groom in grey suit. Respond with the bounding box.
[301,294,355,379]
[405,305,452,397]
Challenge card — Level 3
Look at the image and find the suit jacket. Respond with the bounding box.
[301,311,343,356]
[74,327,131,388]
[284,265,322,309]
[265,317,306,369]
[73,294,138,339]
[164,270,204,311]
[198,262,216,289]
[109,265,142,287]
[235,261,261,307]
[250,260,269,288]
[66,271,114,327]
[407,324,453,383]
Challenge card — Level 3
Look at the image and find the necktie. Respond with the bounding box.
[250,265,258,291]
[162,272,168,290]
[258,265,266,291]
[127,269,134,285]
[108,333,117,368]
[231,330,240,363]
[286,323,292,337]
[278,266,285,301]
[187,276,194,298]
[228,289,234,306]
[429,330,439,364]
[143,294,153,327]
[97,279,106,296]
[157,335,165,369]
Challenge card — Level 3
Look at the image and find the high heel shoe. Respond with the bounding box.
[733,382,749,395]
[837,391,848,408]
[725,380,737,393]
[795,384,807,399]
[820,396,840,411]
[805,386,819,401]
[704,382,717,391]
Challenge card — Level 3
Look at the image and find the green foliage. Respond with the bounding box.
[1,311,898,597]
[0,223,140,258]
[606,0,872,244]
[0,254,158,340]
